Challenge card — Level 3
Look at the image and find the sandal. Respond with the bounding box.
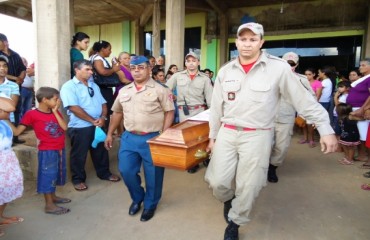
[53,198,72,204]
[359,163,370,169]
[105,174,121,182]
[74,183,88,191]
[360,183,370,191]
[363,171,370,178]
[339,158,354,165]
[45,206,70,215]
[354,157,368,162]
[308,141,316,148]
[298,139,308,144]
[0,229,4,237]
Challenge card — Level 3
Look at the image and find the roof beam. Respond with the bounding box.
[102,0,136,17]
[140,3,154,27]
[204,0,228,15]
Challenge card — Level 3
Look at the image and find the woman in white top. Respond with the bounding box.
[318,67,334,112]
[90,41,127,128]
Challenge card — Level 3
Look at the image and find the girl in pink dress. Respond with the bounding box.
[0,95,24,237]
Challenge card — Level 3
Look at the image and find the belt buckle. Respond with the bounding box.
[236,126,244,131]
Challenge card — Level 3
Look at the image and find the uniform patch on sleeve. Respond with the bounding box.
[168,93,174,102]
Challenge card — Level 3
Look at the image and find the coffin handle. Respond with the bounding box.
[194,149,208,160]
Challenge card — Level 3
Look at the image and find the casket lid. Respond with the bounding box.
[149,120,209,146]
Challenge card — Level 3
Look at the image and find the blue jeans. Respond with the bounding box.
[37,149,66,193]
[21,87,33,119]
[118,131,164,210]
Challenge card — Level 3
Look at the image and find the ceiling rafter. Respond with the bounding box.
[102,0,136,17]
[204,0,228,15]
[140,3,154,27]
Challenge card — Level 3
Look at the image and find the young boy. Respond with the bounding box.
[8,87,70,215]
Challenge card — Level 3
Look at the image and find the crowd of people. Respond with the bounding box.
[0,21,369,239]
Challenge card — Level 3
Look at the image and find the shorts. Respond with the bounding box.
[37,149,66,194]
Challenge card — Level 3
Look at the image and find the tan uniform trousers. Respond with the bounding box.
[178,106,206,122]
[205,126,274,225]
[270,122,294,166]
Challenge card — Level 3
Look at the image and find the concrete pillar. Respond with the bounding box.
[364,5,370,58]
[152,0,161,57]
[165,0,185,71]
[32,0,71,90]
[134,20,144,55]
[219,14,228,67]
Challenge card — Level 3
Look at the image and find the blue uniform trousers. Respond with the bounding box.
[119,131,164,210]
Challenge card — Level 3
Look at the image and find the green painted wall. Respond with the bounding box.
[122,21,131,52]
[206,39,218,77]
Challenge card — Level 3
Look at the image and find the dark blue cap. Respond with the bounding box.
[130,56,149,65]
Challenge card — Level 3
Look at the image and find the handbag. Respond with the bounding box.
[295,116,306,128]
[93,72,120,87]
[91,55,120,87]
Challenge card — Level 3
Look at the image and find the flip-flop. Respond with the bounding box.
[74,183,88,191]
[360,183,370,190]
[105,175,121,182]
[339,158,354,165]
[0,217,24,226]
[359,163,370,169]
[363,171,370,178]
[338,158,353,165]
[298,139,308,144]
[53,198,72,204]
[354,157,368,162]
[45,207,70,215]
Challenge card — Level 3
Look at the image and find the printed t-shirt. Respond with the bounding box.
[21,109,65,150]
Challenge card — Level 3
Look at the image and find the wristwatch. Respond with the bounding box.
[100,116,108,120]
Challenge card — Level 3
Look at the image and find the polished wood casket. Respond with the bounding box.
[148,120,209,170]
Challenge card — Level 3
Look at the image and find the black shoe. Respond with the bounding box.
[223,198,233,224]
[267,164,278,183]
[203,158,210,167]
[224,221,239,240]
[140,208,156,222]
[187,164,199,174]
[129,202,142,216]
[13,138,26,144]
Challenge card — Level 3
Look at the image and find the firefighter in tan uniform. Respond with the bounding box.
[204,23,337,240]
[268,51,317,183]
[166,52,213,173]
[105,56,174,222]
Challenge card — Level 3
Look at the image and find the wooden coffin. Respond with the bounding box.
[148,120,209,170]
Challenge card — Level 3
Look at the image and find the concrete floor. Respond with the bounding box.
[2,134,370,240]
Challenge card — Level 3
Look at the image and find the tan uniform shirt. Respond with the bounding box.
[111,78,175,132]
[276,72,316,124]
[209,51,334,139]
[166,70,213,107]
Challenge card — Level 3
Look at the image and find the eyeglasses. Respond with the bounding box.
[129,65,147,71]
[88,87,94,97]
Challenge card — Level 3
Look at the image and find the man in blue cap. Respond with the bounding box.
[105,56,175,222]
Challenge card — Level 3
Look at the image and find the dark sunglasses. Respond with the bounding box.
[88,87,94,97]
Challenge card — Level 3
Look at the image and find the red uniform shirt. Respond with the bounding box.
[21,109,65,150]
